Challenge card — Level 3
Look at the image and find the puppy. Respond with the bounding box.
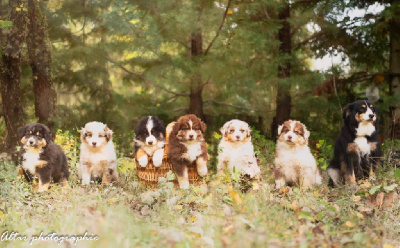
[274,120,322,188]
[167,114,208,189]
[18,123,69,192]
[328,100,381,187]
[134,116,166,167]
[217,119,260,178]
[79,121,118,185]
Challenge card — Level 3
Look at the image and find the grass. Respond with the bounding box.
[0,132,399,248]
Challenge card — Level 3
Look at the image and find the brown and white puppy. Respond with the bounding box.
[167,114,208,189]
[217,119,260,178]
[274,120,322,188]
[18,123,69,192]
[79,121,118,185]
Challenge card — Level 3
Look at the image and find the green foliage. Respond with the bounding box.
[312,139,334,171]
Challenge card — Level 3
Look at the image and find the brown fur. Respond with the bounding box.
[167,115,208,189]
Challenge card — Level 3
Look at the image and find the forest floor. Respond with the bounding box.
[0,136,400,248]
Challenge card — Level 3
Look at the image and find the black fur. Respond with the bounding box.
[328,100,381,187]
[134,116,165,155]
[18,123,69,187]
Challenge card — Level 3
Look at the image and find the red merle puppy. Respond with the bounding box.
[328,100,381,187]
[167,114,208,189]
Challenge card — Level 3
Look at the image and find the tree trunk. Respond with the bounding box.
[0,0,28,151]
[271,2,292,138]
[389,1,400,139]
[27,0,56,127]
[188,31,205,121]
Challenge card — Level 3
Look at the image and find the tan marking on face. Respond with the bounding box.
[369,105,373,108]
[362,104,366,108]
[355,113,363,122]
[278,121,291,142]
[36,131,39,136]
[21,137,27,145]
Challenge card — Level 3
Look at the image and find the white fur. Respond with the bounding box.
[22,148,43,174]
[354,137,370,155]
[274,121,321,188]
[217,120,260,178]
[79,122,118,185]
[181,142,202,163]
[152,149,164,167]
[356,122,375,137]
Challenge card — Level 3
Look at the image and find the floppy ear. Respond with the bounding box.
[172,121,181,136]
[200,120,207,133]
[17,126,26,140]
[303,127,310,143]
[246,124,251,138]
[43,125,54,144]
[277,124,283,135]
[80,127,86,139]
[104,125,113,141]
[343,103,354,119]
[220,121,231,137]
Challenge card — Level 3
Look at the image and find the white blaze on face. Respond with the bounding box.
[84,122,108,148]
[145,116,157,146]
[187,119,197,140]
[27,136,37,147]
[363,101,375,122]
[283,121,297,143]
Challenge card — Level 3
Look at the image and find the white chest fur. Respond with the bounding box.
[22,149,43,174]
[181,142,202,163]
[356,122,375,137]
[354,137,370,155]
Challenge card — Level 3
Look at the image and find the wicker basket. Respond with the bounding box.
[135,155,202,187]
[135,122,204,187]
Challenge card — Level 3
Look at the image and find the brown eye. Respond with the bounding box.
[240,129,245,133]
[88,134,92,138]
[294,131,299,134]
[229,129,234,134]
[99,134,103,138]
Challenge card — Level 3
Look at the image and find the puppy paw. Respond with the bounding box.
[138,156,149,167]
[179,179,190,189]
[153,149,164,167]
[197,166,208,177]
[275,179,285,189]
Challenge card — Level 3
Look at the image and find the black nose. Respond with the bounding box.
[29,140,34,145]
[148,141,153,145]
[369,114,374,119]
[288,135,292,140]
[92,142,97,146]
[236,135,240,139]
[189,135,194,139]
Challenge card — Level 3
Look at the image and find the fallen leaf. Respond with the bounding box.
[353,195,362,202]
[345,221,355,228]
[383,192,398,207]
[222,224,234,234]
[174,205,183,210]
[376,192,385,208]
[228,187,242,205]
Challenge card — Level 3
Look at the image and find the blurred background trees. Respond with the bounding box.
[1,0,399,153]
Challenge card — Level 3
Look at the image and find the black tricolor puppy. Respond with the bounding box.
[328,100,381,187]
[134,116,166,167]
[18,123,69,192]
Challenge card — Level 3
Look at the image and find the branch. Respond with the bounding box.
[205,99,257,112]
[204,0,232,55]
[106,57,189,97]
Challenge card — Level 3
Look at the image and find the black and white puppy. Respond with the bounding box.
[134,116,166,167]
[328,100,381,187]
[18,123,69,192]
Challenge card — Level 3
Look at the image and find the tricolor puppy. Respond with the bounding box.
[79,121,118,185]
[328,100,381,187]
[18,123,69,192]
[274,120,322,188]
[217,119,260,178]
[134,116,166,167]
[168,114,208,189]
